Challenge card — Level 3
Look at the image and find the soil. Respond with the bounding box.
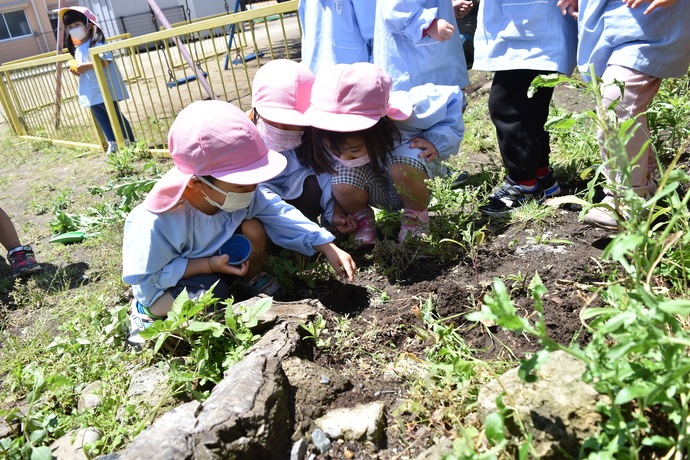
[0,70,687,459]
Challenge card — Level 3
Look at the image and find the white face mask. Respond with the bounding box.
[198,176,255,213]
[256,117,304,152]
[68,26,89,42]
[330,152,371,168]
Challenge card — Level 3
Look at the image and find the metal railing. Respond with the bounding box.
[0,1,301,156]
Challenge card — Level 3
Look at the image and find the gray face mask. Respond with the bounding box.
[198,176,255,213]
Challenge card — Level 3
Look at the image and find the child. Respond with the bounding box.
[59,7,135,154]
[303,62,464,247]
[556,0,690,229]
[1,207,41,279]
[473,0,577,216]
[298,0,377,73]
[249,59,334,225]
[122,100,356,346]
[373,0,470,92]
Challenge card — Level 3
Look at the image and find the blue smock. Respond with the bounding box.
[122,188,335,307]
[577,0,690,80]
[75,38,129,107]
[298,0,376,74]
[473,0,577,75]
[391,83,465,179]
[373,0,470,91]
[261,149,336,225]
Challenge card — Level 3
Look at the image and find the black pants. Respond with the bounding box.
[488,69,555,182]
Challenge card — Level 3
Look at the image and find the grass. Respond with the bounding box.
[0,68,689,459]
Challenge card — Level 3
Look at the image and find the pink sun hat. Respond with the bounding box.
[304,62,413,132]
[144,100,287,213]
[252,59,315,126]
[58,6,101,29]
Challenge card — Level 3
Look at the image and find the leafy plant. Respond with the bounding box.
[139,287,270,399]
[300,314,330,348]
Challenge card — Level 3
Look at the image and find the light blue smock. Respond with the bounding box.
[298,0,376,74]
[473,0,577,75]
[391,83,465,179]
[122,188,335,306]
[373,0,470,91]
[75,39,129,107]
[577,0,690,80]
[261,149,336,225]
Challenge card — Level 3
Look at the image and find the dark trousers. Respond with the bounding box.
[90,102,135,144]
[488,69,555,182]
[168,274,235,304]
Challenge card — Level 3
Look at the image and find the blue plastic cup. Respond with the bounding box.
[218,234,252,265]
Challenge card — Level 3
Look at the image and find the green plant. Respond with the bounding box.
[139,287,269,399]
[0,368,70,460]
[300,314,330,348]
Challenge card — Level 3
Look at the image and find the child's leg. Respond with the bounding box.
[90,103,115,143]
[239,218,268,282]
[0,207,21,252]
[147,274,233,317]
[286,175,323,223]
[112,102,136,143]
[489,69,554,184]
[599,65,662,197]
[333,183,369,214]
[389,161,430,212]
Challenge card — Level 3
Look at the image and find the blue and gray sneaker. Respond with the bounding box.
[479,177,545,217]
[127,300,156,349]
[447,168,470,189]
[538,168,561,198]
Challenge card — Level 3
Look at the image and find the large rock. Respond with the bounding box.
[117,322,303,459]
[50,427,101,460]
[477,350,606,459]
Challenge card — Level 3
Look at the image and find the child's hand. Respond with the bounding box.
[410,137,439,163]
[625,0,676,14]
[557,0,579,18]
[427,19,455,42]
[210,255,250,276]
[331,211,358,236]
[316,242,356,282]
[453,0,473,18]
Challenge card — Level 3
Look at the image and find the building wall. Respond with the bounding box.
[0,0,59,64]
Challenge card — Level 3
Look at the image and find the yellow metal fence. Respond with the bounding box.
[0,1,301,156]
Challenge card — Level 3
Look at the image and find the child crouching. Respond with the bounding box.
[123,100,356,347]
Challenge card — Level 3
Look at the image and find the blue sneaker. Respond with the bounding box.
[479,177,545,217]
[538,168,561,198]
[127,300,155,349]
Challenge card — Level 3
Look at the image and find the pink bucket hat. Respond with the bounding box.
[305,62,413,132]
[144,100,287,213]
[252,59,315,126]
[58,7,101,29]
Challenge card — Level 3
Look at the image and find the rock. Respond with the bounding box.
[50,427,101,460]
[416,437,453,460]
[314,401,386,449]
[77,381,102,414]
[290,439,308,460]
[477,350,607,459]
[282,356,352,439]
[233,297,322,332]
[117,364,171,423]
[311,428,332,454]
[117,321,301,460]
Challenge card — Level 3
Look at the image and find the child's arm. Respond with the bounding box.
[313,242,356,282]
[381,0,444,45]
[72,59,112,75]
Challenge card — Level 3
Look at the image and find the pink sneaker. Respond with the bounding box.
[399,209,430,243]
[353,207,378,249]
